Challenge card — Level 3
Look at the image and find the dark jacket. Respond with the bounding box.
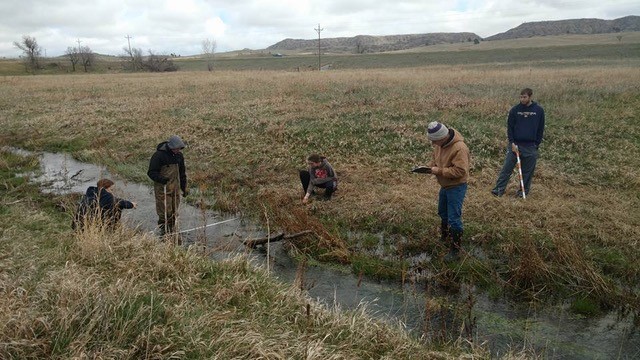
[91,186,134,214]
[72,186,134,229]
[147,141,187,193]
[507,101,545,148]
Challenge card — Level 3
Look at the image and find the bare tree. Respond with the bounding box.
[143,50,177,72]
[79,45,95,72]
[120,46,177,72]
[65,46,80,71]
[201,38,216,71]
[13,35,41,72]
[122,46,144,71]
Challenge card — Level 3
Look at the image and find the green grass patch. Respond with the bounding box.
[570,297,602,317]
[351,254,405,281]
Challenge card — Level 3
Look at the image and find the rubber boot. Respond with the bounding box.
[157,221,166,237]
[439,221,450,242]
[164,219,184,245]
[444,229,463,263]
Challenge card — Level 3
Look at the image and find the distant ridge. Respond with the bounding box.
[485,15,640,41]
[267,33,482,54]
[264,16,639,54]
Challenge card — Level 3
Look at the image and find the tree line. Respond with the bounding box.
[11,35,216,74]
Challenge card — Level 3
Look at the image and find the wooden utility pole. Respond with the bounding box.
[125,34,135,70]
[314,23,323,71]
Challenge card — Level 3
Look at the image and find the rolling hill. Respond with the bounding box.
[485,15,640,40]
[267,33,482,54]
[266,16,639,54]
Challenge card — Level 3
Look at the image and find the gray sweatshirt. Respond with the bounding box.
[306,159,337,196]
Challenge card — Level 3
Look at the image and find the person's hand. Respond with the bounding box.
[302,194,310,204]
[131,202,138,209]
[511,143,518,153]
[160,177,169,185]
[431,166,440,175]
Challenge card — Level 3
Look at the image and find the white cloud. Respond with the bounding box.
[205,17,226,37]
[1,0,638,58]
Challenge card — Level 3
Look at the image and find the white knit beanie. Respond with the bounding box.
[427,121,449,141]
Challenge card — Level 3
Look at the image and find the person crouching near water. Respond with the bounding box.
[425,121,470,262]
[300,154,338,204]
[73,178,137,230]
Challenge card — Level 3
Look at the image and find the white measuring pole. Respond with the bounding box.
[515,145,526,199]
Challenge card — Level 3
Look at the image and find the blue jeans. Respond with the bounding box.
[492,145,538,196]
[438,183,467,232]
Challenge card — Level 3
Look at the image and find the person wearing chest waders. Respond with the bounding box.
[147,135,189,237]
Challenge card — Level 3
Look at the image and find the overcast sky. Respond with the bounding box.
[1,0,638,58]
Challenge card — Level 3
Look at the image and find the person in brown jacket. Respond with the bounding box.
[426,121,470,261]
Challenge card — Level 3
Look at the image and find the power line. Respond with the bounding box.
[124,34,132,54]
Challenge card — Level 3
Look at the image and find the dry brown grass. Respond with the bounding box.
[0,199,464,358]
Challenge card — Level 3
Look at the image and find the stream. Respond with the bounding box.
[9,148,640,359]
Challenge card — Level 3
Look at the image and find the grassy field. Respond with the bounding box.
[173,42,640,72]
[0,59,26,75]
[1,42,639,320]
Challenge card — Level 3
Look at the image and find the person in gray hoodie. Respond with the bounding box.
[300,153,338,204]
[147,135,188,236]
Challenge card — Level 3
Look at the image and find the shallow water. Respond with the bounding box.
[11,147,640,359]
